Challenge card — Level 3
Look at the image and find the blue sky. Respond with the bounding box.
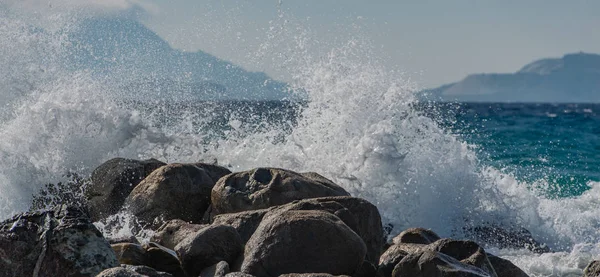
[7,0,600,88]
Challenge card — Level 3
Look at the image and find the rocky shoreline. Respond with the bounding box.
[0,157,598,276]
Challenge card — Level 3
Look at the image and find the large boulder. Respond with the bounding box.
[211,208,271,243]
[379,235,498,277]
[111,242,184,277]
[97,265,173,277]
[391,250,494,277]
[124,163,215,225]
[211,168,349,215]
[212,196,383,264]
[175,225,243,277]
[151,219,207,249]
[191,162,232,183]
[86,158,166,221]
[0,205,118,277]
[392,227,441,245]
[241,210,366,277]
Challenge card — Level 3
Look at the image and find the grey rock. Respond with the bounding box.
[211,168,349,215]
[392,250,494,277]
[124,163,215,225]
[175,224,243,277]
[0,205,118,277]
[392,227,441,245]
[97,265,174,277]
[152,219,207,249]
[200,261,231,277]
[86,158,166,221]
[241,210,366,277]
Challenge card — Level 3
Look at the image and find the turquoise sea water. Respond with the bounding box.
[431,102,600,198]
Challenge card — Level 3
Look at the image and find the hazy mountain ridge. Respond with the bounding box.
[68,17,292,100]
[424,53,600,103]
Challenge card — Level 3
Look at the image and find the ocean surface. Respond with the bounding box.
[1,8,600,276]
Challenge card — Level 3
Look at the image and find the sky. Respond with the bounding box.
[6,0,600,88]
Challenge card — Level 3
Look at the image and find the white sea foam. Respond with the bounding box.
[1,8,599,276]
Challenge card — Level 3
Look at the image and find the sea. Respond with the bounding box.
[1,7,599,277]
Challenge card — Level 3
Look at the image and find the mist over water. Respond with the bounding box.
[1,5,599,276]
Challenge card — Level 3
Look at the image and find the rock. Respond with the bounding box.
[224,273,255,277]
[241,210,366,277]
[124,163,215,225]
[112,243,147,265]
[211,208,271,243]
[378,244,412,277]
[426,239,497,276]
[0,205,118,277]
[353,261,377,277]
[175,224,243,277]
[464,224,550,253]
[152,219,207,249]
[86,158,166,221]
[192,162,232,183]
[97,265,174,277]
[279,275,351,277]
[391,250,494,277]
[143,242,186,277]
[278,196,383,264]
[487,254,529,277]
[211,168,349,215]
[213,196,384,264]
[584,260,600,277]
[392,228,441,245]
[200,261,231,277]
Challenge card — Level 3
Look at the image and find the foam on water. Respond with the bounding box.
[1,6,599,276]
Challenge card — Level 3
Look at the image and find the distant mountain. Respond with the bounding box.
[423,53,600,103]
[67,17,292,100]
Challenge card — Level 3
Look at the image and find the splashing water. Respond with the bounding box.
[1,6,599,276]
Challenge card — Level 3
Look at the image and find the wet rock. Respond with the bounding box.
[392,227,441,245]
[175,224,243,277]
[352,261,377,277]
[200,261,231,277]
[212,196,383,264]
[426,239,497,276]
[464,224,550,253]
[192,162,232,183]
[241,210,366,277]
[211,168,349,215]
[276,196,383,264]
[211,208,271,243]
[279,275,351,277]
[124,163,215,225]
[487,254,529,277]
[378,244,412,277]
[391,250,494,277]
[97,265,174,277]
[144,242,186,277]
[224,273,255,277]
[584,260,600,277]
[0,205,118,277]
[86,158,166,221]
[151,219,207,249]
[112,243,146,265]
